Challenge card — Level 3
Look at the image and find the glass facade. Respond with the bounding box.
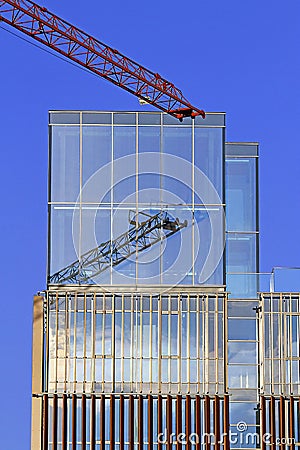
[31,111,300,450]
[259,293,300,396]
[225,143,261,444]
[47,291,225,396]
[225,143,259,299]
[48,111,225,287]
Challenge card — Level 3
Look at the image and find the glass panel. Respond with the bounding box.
[81,206,111,251]
[161,315,168,355]
[228,365,257,389]
[115,312,122,357]
[138,127,161,203]
[225,143,258,157]
[162,127,192,204]
[137,230,161,284]
[50,126,80,202]
[142,313,150,357]
[194,128,223,199]
[104,313,112,355]
[152,312,158,358]
[138,113,161,125]
[226,157,257,231]
[189,312,197,358]
[123,312,131,357]
[162,207,193,285]
[86,311,92,357]
[161,359,168,382]
[194,206,224,285]
[111,207,136,283]
[230,389,258,401]
[113,126,136,203]
[171,359,178,382]
[80,206,111,284]
[226,233,257,273]
[50,112,80,124]
[228,319,257,340]
[138,126,160,153]
[227,301,257,317]
[82,112,112,124]
[227,273,270,299]
[104,359,112,382]
[228,342,257,364]
[82,126,112,193]
[113,113,136,124]
[76,311,84,357]
[49,205,78,277]
[95,313,103,355]
[163,114,192,125]
[195,113,225,126]
[170,315,178,355]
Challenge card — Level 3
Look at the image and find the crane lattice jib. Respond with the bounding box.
[49,211,188,285]
[0,0,205,120]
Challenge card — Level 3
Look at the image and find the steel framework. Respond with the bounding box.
[0,0,205,120]
[49,211,187,284]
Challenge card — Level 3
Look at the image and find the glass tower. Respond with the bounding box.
[30,111,300,450]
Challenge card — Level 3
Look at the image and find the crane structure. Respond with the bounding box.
[0,0,205,120]
[49,211,188,285]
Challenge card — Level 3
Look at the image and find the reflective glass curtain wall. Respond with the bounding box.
[225,143,260,444]
[225,143,259,298]
[48,111,225,287]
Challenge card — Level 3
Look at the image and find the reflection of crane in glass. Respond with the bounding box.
[49,211,188,284]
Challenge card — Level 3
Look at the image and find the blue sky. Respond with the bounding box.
[0,0,299,447]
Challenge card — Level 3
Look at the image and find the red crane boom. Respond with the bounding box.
[0,0,205,120]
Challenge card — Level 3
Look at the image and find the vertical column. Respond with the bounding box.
[32,296,44,393]
[52,394,58,450]
[120,395,124,450]
[261,396,266,450]
[62,394,67,450]
[289,397,295,450]
[129,395,134,450]
[100,395,105,450]
[214,396,220,450]
[82,395,86,450]
[157,395,163,450]
[31,296,44,450]
[270,396,276,450]
[279,396,285,450]
[204,395,210,450]
[43,394,48,450]
[91,395,96,450]
[223,395,230,450]
[176,395,182,450]
[110,395,115,450]
[166,395,172,449]
[148,395,153,450]
[297,399,300,450]
[185,395,191,450]
[138,395,143,449]
[72,394,77,450]
[195,395,201,450]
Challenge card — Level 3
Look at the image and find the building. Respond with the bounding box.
[31,111,300,449]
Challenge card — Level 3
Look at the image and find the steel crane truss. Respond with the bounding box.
[0,0,205,120]
[49,211,188,285]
